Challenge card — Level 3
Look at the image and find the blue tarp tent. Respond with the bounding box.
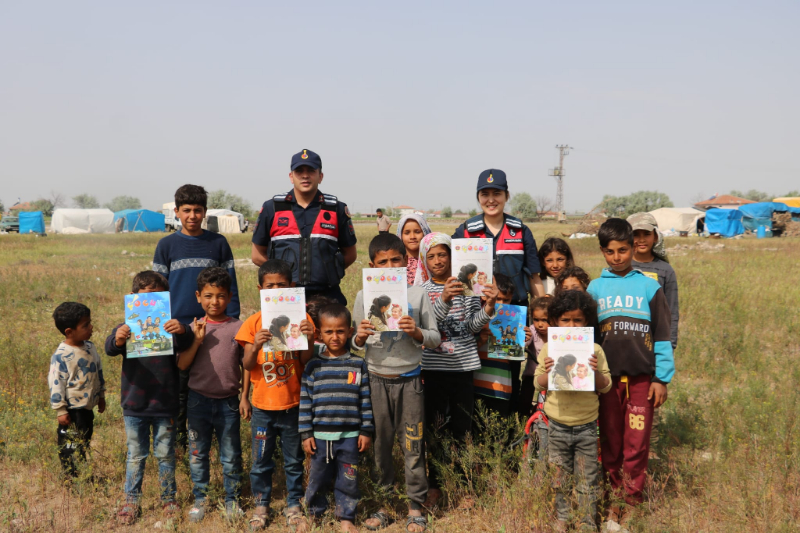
[705,208,744,237]
[19,211,45,234]
[738,202,800,231]
[113,209,165,232]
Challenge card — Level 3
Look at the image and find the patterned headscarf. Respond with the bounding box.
[415,232,452,286]
[653,228,669,263]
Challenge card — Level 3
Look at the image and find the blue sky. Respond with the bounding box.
[1,1,798,214]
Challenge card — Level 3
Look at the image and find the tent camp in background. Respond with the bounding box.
[113,209,165,232]
[51,209,115,234]
[648,207,705,236]
[704,209,744,238]
[202,209,246,234]
[19,211,46,235]
[737,202,800,234]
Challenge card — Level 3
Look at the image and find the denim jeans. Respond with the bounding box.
[548,419,600,525]
[305,437,360,521]
[123,415,176,503]
[187,390,243,503]
[250,406,304,508]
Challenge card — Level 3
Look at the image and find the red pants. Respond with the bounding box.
[598,375,654,505]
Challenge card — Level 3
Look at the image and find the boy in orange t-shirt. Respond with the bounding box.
[236,260,314,531]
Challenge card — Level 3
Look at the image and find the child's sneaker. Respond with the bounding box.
[188,500,206,523]
[224,501,245,521]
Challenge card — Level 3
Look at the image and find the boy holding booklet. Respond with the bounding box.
[236,259,315,531]
[352,233,441,532]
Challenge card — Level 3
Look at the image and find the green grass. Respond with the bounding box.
[1,224,799,531]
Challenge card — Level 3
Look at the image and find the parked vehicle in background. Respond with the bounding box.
[162,202,181,231]
[0,215,20,232]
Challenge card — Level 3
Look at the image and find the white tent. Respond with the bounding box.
[648,207,705,235]
[51,209,115,234]
[202,209,246,233]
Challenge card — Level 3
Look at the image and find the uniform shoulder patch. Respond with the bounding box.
[272,193,290,202]
[505,217,523,228]
[344,205,351,218]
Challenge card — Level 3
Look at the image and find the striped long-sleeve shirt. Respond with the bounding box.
[299,351,373,442]
[421,280,491,372]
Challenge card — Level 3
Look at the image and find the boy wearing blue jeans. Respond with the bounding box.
[235,260,315,531]
[300,304,373,533]
[177,267,244,522]
[105,271,195,524]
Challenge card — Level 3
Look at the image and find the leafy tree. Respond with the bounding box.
[509,192,537,220]
[454,209,465,215]
[0,199,4,213]
[784,190,799,197]
[730,189,770,202]
[208,190,251,215]
[598,191,673,219]
[73,194,99,209]
[27,198,55,216]
[442,206,453,218]
[469,208,478,217]
[104,195,141,212]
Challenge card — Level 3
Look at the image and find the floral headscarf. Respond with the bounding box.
[415,232,452,286]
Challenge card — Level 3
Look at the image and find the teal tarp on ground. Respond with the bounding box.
[113,209,165,232]
[19,211,45,234]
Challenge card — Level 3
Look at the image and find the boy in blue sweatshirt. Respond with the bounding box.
[300,304,373,533]
[587,218,674,528]
[152,184,240,447]
[105,271,196,524]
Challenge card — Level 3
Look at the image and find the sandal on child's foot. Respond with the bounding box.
[162,500,179,518]
[117,503,139,525]
[285,507,309,533]
[188,501,206,523]
[364,510,392,530]
[406,514,428,532]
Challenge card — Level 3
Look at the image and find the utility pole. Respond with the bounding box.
[549,145,572,223]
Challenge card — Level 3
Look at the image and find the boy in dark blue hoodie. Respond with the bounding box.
[587,218,674,528]
[105,271,195,525]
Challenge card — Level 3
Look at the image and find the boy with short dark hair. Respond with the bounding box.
[153,184,240,447]
[235,259,315,531]
[177,267,244,523]
[352,233,441,531]
[48,302,106,479]
[300,304,373,533]
[105,271,196,524]
[587,218,675,528]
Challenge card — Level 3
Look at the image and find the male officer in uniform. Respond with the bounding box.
[251,149,357,305]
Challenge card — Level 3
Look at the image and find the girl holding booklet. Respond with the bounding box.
[533,291,611,531]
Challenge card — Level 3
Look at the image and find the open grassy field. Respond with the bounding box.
[1,222,799,532]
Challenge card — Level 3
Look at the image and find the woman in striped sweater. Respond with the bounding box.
[417,233,498,504]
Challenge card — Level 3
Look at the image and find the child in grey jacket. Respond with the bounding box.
[352,233,441,532]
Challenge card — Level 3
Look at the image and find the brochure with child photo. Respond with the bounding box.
[362,268,408,332]
[547,327,595,392]
[451,238,493,297]
[125,292,173,358]
[488,303,527,361]
[260,287,308,353]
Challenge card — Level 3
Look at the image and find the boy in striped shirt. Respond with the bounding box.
[300,304,373,533]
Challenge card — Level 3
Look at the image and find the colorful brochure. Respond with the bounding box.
[125,292,173,358]
[260,288,308,353]
[547,327,595,392]
[451,238,493,297]
[362,268,408,332]
[488,303,527,361]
